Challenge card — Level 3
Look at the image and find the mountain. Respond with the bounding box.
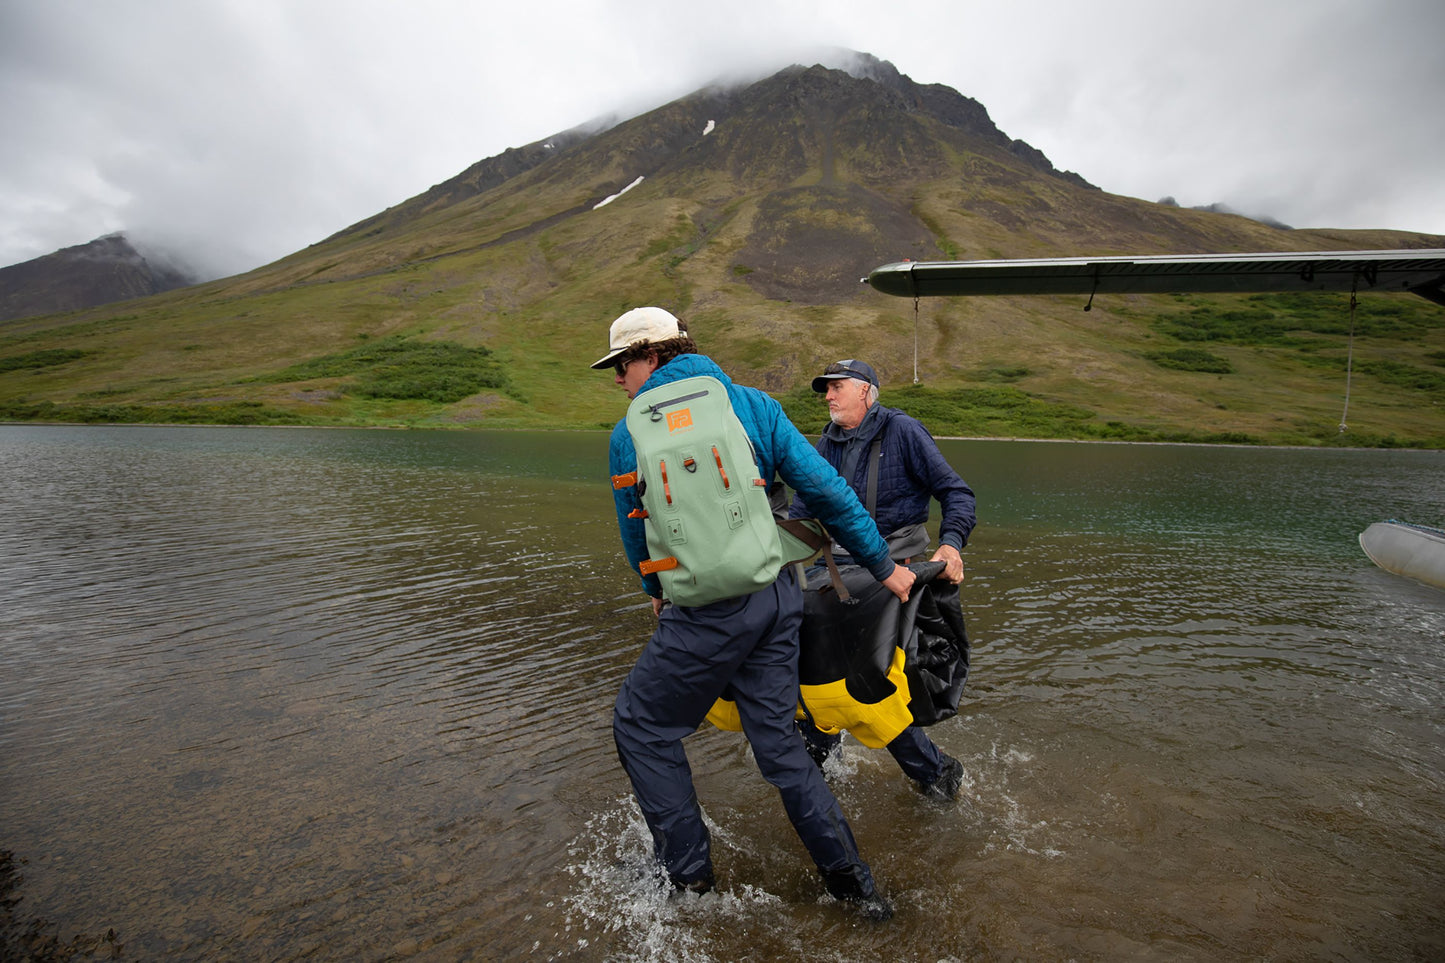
[0,234,196,323]
[2,53,1442,446]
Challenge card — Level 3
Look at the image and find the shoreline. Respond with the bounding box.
[3,419,1442,452]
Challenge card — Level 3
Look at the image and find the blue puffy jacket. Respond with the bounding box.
[789,403,976,556]
[609,354,895,598]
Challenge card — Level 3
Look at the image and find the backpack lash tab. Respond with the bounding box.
[639,556,679,575]
[711,447,730,489]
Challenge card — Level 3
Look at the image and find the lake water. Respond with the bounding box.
[1,425,1442,961]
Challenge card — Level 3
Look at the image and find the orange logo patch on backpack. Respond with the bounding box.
[666,408,693,432]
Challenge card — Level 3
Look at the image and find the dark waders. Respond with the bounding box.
[612,567,876,894]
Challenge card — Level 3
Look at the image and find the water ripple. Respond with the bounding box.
[3,427,1444,960]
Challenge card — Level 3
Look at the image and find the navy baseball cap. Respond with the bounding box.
[811,359,879,392]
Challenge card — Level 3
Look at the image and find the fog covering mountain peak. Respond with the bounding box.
[0,233,198,323]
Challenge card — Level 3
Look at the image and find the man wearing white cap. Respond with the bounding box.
[594,306,912,919]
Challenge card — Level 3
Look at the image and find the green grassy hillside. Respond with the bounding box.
[2,63,1442,447]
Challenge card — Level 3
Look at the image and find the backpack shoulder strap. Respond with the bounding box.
[864,435,883,517]
[777,519,853,603]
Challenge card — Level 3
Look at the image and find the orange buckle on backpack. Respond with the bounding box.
[639,556,679,575]
[612,471,637,490]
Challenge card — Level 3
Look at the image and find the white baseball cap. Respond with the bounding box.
[590,307,685,369]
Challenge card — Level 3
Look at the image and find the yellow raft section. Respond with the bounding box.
[704,645,914,748]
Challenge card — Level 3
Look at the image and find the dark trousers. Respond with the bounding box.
[801,718,945,784]
[613,569,873,887]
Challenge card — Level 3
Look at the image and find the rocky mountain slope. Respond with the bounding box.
[2,53,1441,445]
[0,234,195,322]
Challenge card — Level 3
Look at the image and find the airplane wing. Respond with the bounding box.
[864,250,1445,307]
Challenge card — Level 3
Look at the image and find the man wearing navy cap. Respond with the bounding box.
[790,358,976,799]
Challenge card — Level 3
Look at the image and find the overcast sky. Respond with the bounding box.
[3,0,1442,280]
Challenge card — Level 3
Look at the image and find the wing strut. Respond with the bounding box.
[1340,284,1358,433]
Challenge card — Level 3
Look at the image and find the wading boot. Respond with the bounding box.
[917,753,964,801]
[669,871,715,899]
[806,739,839,771]
[821,866,893,922]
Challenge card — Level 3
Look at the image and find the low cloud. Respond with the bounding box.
[2,0,1441,281]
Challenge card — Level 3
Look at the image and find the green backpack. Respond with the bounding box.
[613,375,787,607]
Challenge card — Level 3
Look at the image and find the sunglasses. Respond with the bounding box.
[613,357,633,377]
[822,362,871,387]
